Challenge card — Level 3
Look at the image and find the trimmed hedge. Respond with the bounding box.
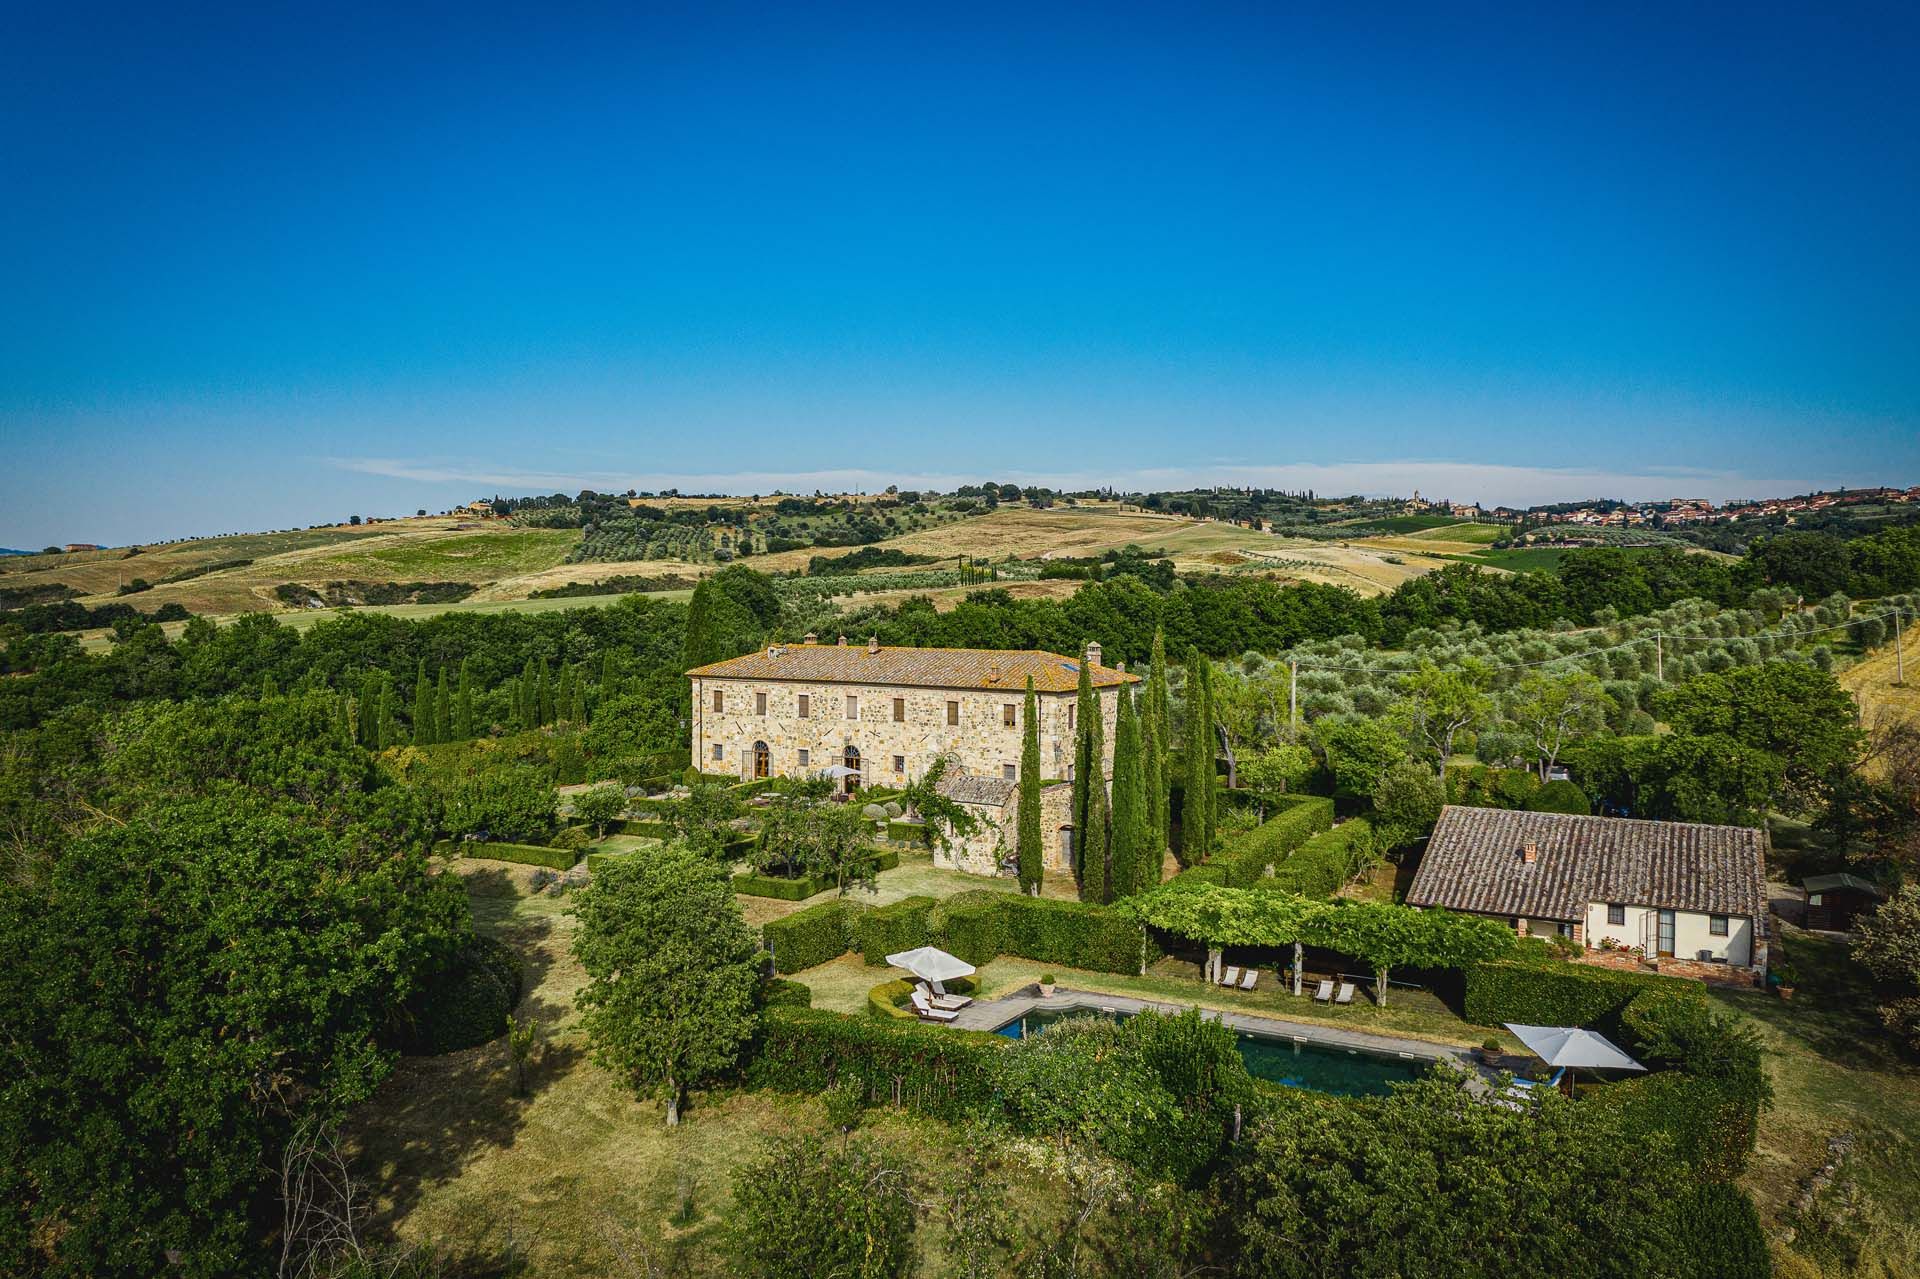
[858,896,936,965]
[1463,956,1686,1028]
[1212,796,1335,888]
[998,895,1151,975]
[460,840,580,870]
[399,935,524,1055]
[1676,1183,1771,1278]
[1266,818,1374,898]
[931,891,1009,966]
[764,899,864,974]
[745,1008,1005,1121]
[885,819,926,845]
[615,818,674,839]
[866,974,979,1020]
[762,977,814,1008]
[1167,863,1228,888]
[626,797,679,816]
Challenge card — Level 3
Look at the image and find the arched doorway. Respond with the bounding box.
[842,745,862,794]
[1058,825,1075,873]
[752,740,770,780]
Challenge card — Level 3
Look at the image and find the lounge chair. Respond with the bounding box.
[1334,982,1356,1005]
[908,990,959,1023]
[1511,1066,1567,1093]
[922,980,972,1011]
[1220,965,1242,988]
[1312,980,1334,1003]
[1239,968,1258,991]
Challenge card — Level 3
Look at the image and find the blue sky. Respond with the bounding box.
[3,2,1916,547]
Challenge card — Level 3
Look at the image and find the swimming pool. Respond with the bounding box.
[992,1005,1432,1098]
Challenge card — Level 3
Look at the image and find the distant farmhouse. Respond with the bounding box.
[687,638,1136,876]
[1408,806,1769,981]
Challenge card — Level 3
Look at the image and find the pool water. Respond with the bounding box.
[994,1006,1430,1098]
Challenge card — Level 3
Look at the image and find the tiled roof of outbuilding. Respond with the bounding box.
[687,644,1138,693]
[1405,806,1767,922]
[935,773,1018,807]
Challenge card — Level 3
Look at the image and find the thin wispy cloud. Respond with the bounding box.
[329,456,1808,509]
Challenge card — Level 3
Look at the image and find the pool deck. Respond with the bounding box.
[948,986,1475,1068]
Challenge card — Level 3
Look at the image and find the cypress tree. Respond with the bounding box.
[519,658,538,729]
[537,659,555,726]
[556,664,576,724]
[260,672,277,700]
[1081,702,1110,904]
[357,671,381,746]
[411,658,433,745]
[455,658,475,740]
[1017,676,1043,896]
[570,668,587,725]
[1071,655,1096,880]
[435,667,451,743]
[1109,684,1146,900]
[1180,649,1216,865]
[375,681,395,751]
[1144,627,1171,864]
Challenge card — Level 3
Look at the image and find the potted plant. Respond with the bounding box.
[1038,973,1056,997]
[1478,1037,1502,1065]
[1773,959,1798,1000]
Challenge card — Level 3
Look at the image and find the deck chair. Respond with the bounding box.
[1220,965,1242,988]
[1334,982,1356,1005]
[1239,968,1259,991]
[909,990,959,1023]
[1312,980,1334,1003]
[924,980,972,1011]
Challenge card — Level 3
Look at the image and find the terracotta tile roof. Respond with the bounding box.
[936,773,1018,807]
[1405,806,1767,922]
[686,644,1138,694]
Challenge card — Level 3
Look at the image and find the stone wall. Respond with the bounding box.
[931,780,1077,879]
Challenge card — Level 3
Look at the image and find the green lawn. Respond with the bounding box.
[1405,521,1504,544]
[1464,546,1574,573]
[291,528,580,581]
[350,858,1071,1277]
[1714,928,1920,1277]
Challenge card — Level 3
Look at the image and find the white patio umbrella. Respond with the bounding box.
[1504,1023,1645,1091]
[886,946,976,995]
[819,764,860,778]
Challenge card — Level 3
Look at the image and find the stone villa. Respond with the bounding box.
[686,636,1138,876]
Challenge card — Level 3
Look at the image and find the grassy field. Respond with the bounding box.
[1462,545,1574,573]
[1838,634,1920,729]
[350,857,1073,1276]
[1404,521,1505,544]
[1722,928,1920,1278]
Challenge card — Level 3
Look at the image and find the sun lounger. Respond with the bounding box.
[920,980,972,1011]
[1220,965,1241,988]
[1334,982,1356,1005]
[1239,968,1258,990]
[1313,980,1334,1003]
[909,990,959,1022]
[1510,1066,1566,1092]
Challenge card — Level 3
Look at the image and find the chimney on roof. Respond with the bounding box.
[1115,660,1126,674]
[1521,842,1538,865]
[837,634,848,647]
[1084,640,1103,668]
[802,632,818,645]
[867,635,879,654]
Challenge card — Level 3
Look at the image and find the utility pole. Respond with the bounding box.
[1289,658,1298,741]
[1896,608,1906,687]
[1654,634,1663,682]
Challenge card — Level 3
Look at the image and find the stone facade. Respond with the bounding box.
[688,639,1134,879]
[689,644,1127,791]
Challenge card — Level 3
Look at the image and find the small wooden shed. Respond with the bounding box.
[1802,873,1887,932]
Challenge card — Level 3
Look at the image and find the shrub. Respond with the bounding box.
[399,934,523,1055]
[1266,818,1375,898]
[549,824,591,851]
[858,896,936,965]
[462,840,580,870]
[616,818,675,839]
[1212,796,1334,887]
[1616,986,1769,1177]
[733,871,824,901]
[764,899,863,974]
[929,890,1008,966]
[745,1008,1003,1121]
[728,1134,916,1279]
[1676,1182,1771,1278]
[761,977,813,1008]
[885,819,926,844]
[1525,779,1592,815]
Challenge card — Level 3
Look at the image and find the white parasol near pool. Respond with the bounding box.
[1504,1023,1645,1091]
[886,946,976,995]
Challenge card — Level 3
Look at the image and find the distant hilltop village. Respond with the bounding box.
[1403,484,1920,530]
